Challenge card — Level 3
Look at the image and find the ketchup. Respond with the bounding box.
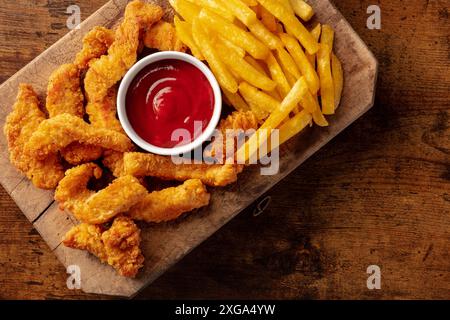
[126,59,214,148]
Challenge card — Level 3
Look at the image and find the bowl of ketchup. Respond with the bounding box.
[117,51,222,155]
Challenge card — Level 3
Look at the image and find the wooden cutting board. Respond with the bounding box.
[0,0,377,297]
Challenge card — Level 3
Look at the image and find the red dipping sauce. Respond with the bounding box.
[126,59,215,148]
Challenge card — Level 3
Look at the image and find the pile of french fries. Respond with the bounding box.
[170,0,343,161]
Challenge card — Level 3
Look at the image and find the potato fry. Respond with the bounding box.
[174,17,204,60]
[239,82,280,113]
[213,35,246,58]
[259,5,277,33]
[169,0,200,24]
[214,40,276,91]
[317,43,335,114]
[278,0,294,14]
[244,56,280,99]
[275,47,301,79]
[321,24,335,50]
[276,110,312,147]
[299,87,319,113]
[218,0,257,25]
[186,0,234,21]
[331,53,343,109]
[222,88,251,112]
[256,0,319,54]
[290,0,314,21]
[199,9,269,59]
[280,33,320,94]
[237,77,309,162]
[248,20,283,49]
[242,0,258,6]
[266,53,291,97]
[306,23,321,67]
[311,99,329,127]
[192,17,238,93]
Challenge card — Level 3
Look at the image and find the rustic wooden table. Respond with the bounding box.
[0,0,448,300]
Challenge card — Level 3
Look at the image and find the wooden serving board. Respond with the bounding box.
[0,0,377,297]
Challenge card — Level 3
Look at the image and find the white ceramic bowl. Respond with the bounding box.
[117,51,222,156]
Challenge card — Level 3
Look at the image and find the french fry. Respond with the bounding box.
[299,87,319,113]
[239,82,280,113]
[186,0,234,22]
[266,53,291,97]
[169,0,200,24]
[237,77,309,162]
[279,33,320,94]
[311,101,329,126]
[213,35,246,58]
[275,47,301,79]
[278,0,294,14]
[218,0,257,25]
[275,110,312,148]
[321,24,335,50]
[290,0,314,21]
[317,43,335,114]
[259,5,278,33]
[256,0,319,54]
[244,56,281,100]
[242,0,258,6]
[192,17,238,93]
[331,53,343,109]
[214,41,276,91]
[248,20,283,49]
[174,17,204,60]
[306,23,321,67]
[222,88,251,112]
[199,9,270,59]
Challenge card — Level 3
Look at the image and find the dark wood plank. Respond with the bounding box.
[0,0,448,299]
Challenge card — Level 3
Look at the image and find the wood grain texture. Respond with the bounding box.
[0,0,448,299]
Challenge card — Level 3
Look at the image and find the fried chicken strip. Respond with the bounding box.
[128,179,210,223]
[74,26,115,70]
[84,0,163,129]
[206,111,259,163]
[123,152,239,187]
[24,114,133,160]
[63,216,144,277]
[143,20,187,52]
[46,63,84,118]
[3,84,64,189]
[102,149,126,177]
[55,163,147,224]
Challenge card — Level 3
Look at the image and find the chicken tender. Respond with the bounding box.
[55,163,147,224]
[63,216,144,277]
[84,0,163,130]
[102,150,126,177]
[24,114,133,160]
[143,20,187,52]
[128,179,210,223]
[3,84,64,189]
[206,111,259,163]
[123,152,239,187]
[74,26,115,70]
[46,63,84,118]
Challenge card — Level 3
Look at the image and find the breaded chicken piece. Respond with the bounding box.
[102,150,126,177]
[86,86,124,133]
[128,179,210,223]
[84,1,163,130]
[55,163,147,224]
[206,111,259,163]
[143,20,187,52]
[3,84,64,189]
[46,27,115,165]
[123,152,239,187]
[24,114,133,160]
[46,63,84,118]
[63,216,144,277]
[74,26,115,70]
